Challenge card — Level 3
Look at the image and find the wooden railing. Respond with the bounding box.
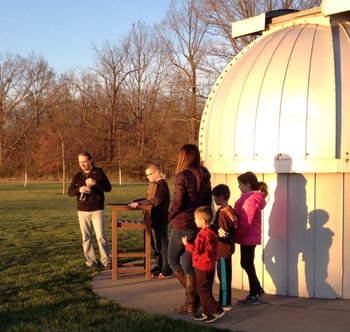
[108,204,152,280]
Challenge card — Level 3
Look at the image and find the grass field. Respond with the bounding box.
[0,182,223,332]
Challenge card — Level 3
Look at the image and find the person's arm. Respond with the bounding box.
[236,197,258,237]
[168,173,186,220]
[148,181,169,207]
[68,174,80,197]
[185,232,206,256]
[129,183,156,208]
[218,211,234,242]
[94,169,112,192]
[135,182,167,206]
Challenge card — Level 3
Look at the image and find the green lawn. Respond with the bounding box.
[0,182,224,332]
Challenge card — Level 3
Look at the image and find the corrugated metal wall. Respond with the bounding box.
[210,172,349,298]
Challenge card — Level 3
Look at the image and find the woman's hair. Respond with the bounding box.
[176,144,201,173]
[237,171,268,195]
[212,184,230,201]
[176,144,202,190]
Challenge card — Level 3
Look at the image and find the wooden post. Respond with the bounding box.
[111,208,118,281]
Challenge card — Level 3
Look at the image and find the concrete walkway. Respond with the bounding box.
[93,270,350,332]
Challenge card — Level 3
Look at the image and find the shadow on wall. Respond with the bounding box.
[304,209,337,298]
[263,155,337,298]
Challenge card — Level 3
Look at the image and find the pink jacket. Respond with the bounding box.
[234,191,267,245]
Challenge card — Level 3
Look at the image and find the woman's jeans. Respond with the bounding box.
[168,228,197,275]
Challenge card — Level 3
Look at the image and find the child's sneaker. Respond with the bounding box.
[193,312,208,321]
[157,273,174,279]
[222,305,232,312]
[237,295,260,305]
[205,308,225,323]
[257,288,265,298]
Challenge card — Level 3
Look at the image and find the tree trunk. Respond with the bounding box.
[61,140,66,195]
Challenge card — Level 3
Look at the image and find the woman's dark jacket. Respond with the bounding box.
[169,166,211,230]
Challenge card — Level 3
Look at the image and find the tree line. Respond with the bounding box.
[0,0,321,184]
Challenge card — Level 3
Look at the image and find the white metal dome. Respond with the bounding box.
[200,6,350,174]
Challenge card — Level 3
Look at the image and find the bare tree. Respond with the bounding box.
[92,40,135,163]
[0,53,29,168]
[198,0,322,76]
[24,55,57,145]
[160,0,210,143]
[123,21,168,157]
[20,55,57,185]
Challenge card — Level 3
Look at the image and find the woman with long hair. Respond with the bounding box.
[168,144,212,315]
[234,171,268,305]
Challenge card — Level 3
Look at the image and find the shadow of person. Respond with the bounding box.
[303,209,338,298]
[264,154,308,296]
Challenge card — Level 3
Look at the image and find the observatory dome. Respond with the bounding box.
[200,7,350,174]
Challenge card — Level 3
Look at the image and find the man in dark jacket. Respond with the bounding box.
[68,151,112,268]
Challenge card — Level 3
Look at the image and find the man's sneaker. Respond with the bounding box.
[158,273,174,280]
[151,266,160,274]
[86,262,97,268]
[237,295,260,305]
[152,271,160,278]
[193,312,208,321]
[222,305,232,312]
[205,308,225,323]
[257,288,265,298]
[105,262,112,270]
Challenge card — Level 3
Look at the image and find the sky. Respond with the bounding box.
[0,0,172,73]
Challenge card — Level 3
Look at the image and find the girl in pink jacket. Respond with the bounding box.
[234,171,268,305]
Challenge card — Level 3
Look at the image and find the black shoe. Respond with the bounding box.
[105,262,112,270]
[151,266,160,274]
[152,271,161,278]
[205,308,225,323]
[257,288,265,298]
[237,295,260,305]
[193,312,208,321]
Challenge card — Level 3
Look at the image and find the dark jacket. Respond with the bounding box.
[133,179,170,226]
[169,166,212,230]
[68,167,111,212]
[212,206,236,258]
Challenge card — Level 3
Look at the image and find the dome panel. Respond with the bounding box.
[254,29,295,160]
[203,34,274,161]
[278,25,316,160]
[337,22,350,159]
[306,24,335,159]
[233,29,289,160]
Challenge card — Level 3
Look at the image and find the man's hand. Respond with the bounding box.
[85,178,96,187]
[182,236,188,245]
[80,186,91,194]
[128,202,139,209]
